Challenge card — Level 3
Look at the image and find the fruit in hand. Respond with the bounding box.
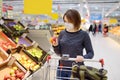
[50,36,57,44]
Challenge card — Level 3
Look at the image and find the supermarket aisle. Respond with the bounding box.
[29,33,120,80]
[87,33,120,80]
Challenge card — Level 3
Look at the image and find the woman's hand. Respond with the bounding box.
[75,55,84,63]
[50,37,58,46]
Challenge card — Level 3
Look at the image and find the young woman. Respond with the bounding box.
[52,9,94,80]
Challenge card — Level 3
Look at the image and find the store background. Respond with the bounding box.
[0,0,120,80]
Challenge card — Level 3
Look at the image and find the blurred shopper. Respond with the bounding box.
[88,24,93,33]
[51,9,94,80]
[98,22,102,33]
[93,23,97,36]
[103,24,108,37]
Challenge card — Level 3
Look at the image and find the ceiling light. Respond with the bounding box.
[84,4,87,8]
[115,13,118,16]
[95,7,98,10]
[78,4,80,6]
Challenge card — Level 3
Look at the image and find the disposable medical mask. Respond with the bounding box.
[64,22,74,31]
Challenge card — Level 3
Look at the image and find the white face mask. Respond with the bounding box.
[64,22,74,31]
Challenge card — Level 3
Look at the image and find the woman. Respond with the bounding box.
[52,9,94,80]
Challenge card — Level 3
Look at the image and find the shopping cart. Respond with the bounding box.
[40,55,105,80]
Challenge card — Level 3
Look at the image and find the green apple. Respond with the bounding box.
[13,66,18,71]
[10,69,15,75]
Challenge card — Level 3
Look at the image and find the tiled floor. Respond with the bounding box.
[27,32,120,80]
[88,33,120,80]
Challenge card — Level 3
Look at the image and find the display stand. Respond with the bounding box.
[109,33,120,44]
[27,30,52,52]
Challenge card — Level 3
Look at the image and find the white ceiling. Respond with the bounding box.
[3,0,120,19]
[52,0,120,18]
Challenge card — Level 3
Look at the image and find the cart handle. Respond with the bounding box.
[46,55,104,67]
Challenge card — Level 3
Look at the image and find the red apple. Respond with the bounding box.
[52,36,57,42]
[4,74,12,80]
[11,76,16,80]
[16,72,24,79]
[15,70,20,74]
[49,36,57,43]
[16,78,21,80]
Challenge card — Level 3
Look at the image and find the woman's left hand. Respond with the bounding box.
[75,55,84,63]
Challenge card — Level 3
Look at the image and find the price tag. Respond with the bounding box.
[0,19,4,25]
[21,33,27,38]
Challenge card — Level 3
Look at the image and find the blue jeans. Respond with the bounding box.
[57,68,71,80]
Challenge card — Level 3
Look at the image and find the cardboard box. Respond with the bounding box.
[12,50,40,72]
[0,31,16,51]
[0,55,30,80]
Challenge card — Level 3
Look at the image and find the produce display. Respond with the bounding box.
[27,48,43,60]
[0,32,16,51]
[13,52,40,71]
[5,22,23,31]
[0,18,49,79]
[15,37,32,47]
[1,18,29,38]
[109,26,120,36]
[51,24,65,36]
[0,57,26,80]
[7,22,16,27]
[0,40,13,51]
[13,25,23,31]
[0,49,8,62]
[19,55,40,71]
[4,66,25,80]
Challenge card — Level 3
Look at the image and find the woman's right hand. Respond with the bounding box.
[50,37,58,46]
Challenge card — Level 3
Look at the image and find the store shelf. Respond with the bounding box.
[27,30,52,52]
[109,33,120,44]
[0,31,16,51]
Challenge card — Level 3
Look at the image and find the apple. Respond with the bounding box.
[11,73,16,77]
[10,69,15,75]
[16,78,21,80]
[15,70,20,74]
[6,79,11,80]
[49,36,57,44]
[27,48,43,58]
[16,72,25,79]
[15,38,19,43]
[32,65,40,71]
[4,74,11,80]
[11,77,16,80]
[21,75,24,79]
[27,60,32,64]
[12,67,18,71]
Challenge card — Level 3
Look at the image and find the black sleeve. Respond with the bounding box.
[52,31,63,56]
[83,33,94,59]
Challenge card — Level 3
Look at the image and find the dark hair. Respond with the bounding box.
[63,9,81,30]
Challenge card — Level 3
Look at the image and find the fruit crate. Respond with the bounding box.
[12,49,41,73]
[24,44,49,65]
[0,47,11,66]
[0,31,16,51]
[0,54,30,80]
[14,36,33,47]
[1,17,29,37]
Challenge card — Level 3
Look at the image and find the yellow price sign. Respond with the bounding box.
[49,13,58,20]
[24,0,52,15]
[109,18,118,24]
